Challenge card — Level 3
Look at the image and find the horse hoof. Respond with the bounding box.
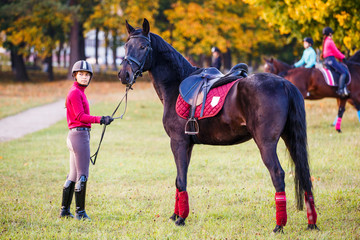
[272,225,284,233]
[169,213,179,222]
[307,224,320,231]
[175,217,186,226]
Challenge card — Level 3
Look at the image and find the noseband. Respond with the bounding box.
[121,34,152,86]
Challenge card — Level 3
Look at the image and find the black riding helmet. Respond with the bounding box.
[72,60,93,81]
[322,27,334,36]
[303,37,314,45]
[211,47,221,53]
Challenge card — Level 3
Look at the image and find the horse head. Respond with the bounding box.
[118,18,153,87]
[264,58,292,75]
[263,57,276,73]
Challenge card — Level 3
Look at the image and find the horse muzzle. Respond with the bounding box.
[118,63,136,87]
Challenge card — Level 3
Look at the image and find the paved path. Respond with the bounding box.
[0,99,66,142]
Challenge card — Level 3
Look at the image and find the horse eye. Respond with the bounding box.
[140,45,145,50]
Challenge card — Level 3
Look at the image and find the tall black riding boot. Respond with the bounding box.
[336,74,349,97]
[75,175,91,220]
[59,179,75,218]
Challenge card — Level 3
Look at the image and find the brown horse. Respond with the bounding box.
[264,58,360,132]
[118,19,318,233]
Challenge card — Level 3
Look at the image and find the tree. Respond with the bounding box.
[0,0,30,81]
[87,0,125,70]
[0,0,73,81]
[68,0,100,79]
[163,0,286,69]
[243,0,360,55]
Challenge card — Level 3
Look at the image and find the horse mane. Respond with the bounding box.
[278,70,289,77]
[274,59,292,68]
[148,32,198,81]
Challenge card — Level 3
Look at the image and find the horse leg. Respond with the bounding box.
[169,138,193,226]
[332,99,341,126]
[334,99,347,132]
[256,143,287,233]
[305,192,319,230]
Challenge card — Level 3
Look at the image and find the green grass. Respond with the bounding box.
[0,89,359,239]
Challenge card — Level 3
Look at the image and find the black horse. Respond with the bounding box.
[118,19,318,233]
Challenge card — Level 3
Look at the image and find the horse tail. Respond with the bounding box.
[282,81,312,210]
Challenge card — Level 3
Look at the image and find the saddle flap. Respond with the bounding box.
[179,75,204,105]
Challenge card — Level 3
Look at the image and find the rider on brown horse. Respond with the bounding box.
[322,26,349,97]
[293,37,317,69]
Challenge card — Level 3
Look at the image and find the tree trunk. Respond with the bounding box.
[68,19,85,79]
[79,23,86,60]
[95,27,100,73]
[95,28,99,65]
[63,48,67,68]
[104,31,109,70]
[112,31,117,70]
[45,54,54,81]
[68,19,79,79]
[10,48,29,82]
[57,41,63,67]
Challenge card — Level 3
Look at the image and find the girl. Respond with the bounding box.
[322,26,349,97]
[60,60,113,220]
[293,37,317,68]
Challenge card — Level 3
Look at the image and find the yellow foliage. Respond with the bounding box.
[165,0,280,57]
[244,0,360,52]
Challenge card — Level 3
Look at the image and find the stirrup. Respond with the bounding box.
[184,118,199,135]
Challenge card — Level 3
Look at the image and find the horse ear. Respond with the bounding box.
[270,57,274,63]
[142,18,150,35]
[126,20,135,34]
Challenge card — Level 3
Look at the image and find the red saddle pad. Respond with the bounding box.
[176,79,239,120]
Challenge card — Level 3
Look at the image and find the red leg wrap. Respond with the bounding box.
[178,191,189,219]
[275,191,287,226]
[174,188,179,215]
[305,192,317,225]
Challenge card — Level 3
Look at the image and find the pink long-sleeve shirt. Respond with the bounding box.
[66,82,101,129]
[323,37,345,60]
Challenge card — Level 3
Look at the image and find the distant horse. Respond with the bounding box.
[349,50,360,63]
[118,19,318,233]
[264,58,360,132]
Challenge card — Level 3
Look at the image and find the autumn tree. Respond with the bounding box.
[87,0,125,71]
[244,0,360,56]
[0,0,31,82]
[0,0,73,81]
[163,0,287,70]
[120,0,159,31]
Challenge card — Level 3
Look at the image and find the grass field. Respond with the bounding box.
[0,80,359,239]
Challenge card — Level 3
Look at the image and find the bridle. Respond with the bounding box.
[121,34,152,87]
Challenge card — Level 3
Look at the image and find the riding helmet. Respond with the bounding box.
[303,37,314,45]
[322,27,334,36]
[211,47,221,53]
[71,60,93,80]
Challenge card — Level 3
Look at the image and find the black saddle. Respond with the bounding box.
[179,63,248,135]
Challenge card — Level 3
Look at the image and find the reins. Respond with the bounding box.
[90,85,132,165]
